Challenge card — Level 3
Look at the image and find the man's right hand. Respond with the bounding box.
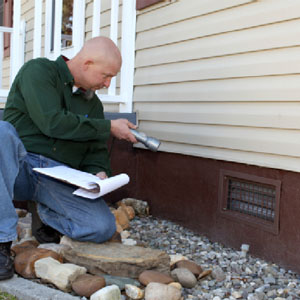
[110,119,138,143]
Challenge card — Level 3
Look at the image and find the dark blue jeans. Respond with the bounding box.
[0,121,116,243]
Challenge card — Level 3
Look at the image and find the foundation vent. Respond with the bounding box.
[219,170,281,234]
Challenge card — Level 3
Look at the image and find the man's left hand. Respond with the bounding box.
[96,171,108,180]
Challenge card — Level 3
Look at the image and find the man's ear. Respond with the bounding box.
[83,59,93,71]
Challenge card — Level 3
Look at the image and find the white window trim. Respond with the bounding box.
[44,0,85,60]
[95,0,136,113]
[0,0,25,101]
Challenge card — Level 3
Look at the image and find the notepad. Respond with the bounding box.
[33,166,129,199]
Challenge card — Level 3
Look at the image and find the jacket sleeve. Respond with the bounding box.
[79,140,112,176]
[19,60,111,142]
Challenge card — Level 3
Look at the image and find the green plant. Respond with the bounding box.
[0,291,18,300]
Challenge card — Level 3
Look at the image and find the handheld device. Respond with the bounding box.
[130,129,161,152]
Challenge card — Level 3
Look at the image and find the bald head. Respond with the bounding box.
[67,37,122,91]
[78,37,122,67]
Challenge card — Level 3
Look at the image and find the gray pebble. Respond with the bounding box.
[126,216,300,300]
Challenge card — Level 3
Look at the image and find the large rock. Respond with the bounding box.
[71,273,106,297]
[117,202,135,220]
[90,284,121,300]
[174,260,203,277]
[38,243,71,255]
[14,248,63,279]
[12,240,39,256]
[171,268,197,288]
[35,257,87,292]
[112,207,130,230]
[125,284,144,300]
[102,274,140,290]
[60,236,170,278]
[145,282,181,300]
[169,254,188,267]
[121,198,149,216]
[139,270,174,286]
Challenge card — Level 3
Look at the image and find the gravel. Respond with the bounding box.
[128,215,300,300]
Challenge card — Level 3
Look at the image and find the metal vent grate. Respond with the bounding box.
[227,178,276,222]
[219,170,281,234]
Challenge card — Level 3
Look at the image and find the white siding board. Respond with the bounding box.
[137,0,255,32]
[23,1,33,14]
[25,30,33,43]
[103,103,120,113]
[134,75,300,102]
[23,7,34,21]
[86,9,121,32]
[136,19,300,67]
[153,142,300,174]
[137,121,300,158]
[135,47,300,85]
[134,102,300,130]
[86,0,113,16]
[136,0,300,50]
[23,2,34,58]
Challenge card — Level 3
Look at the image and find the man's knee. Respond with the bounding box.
[0,121,15,134]
[0,121,26,159]
[92,214,116,243]
[0,121,19,143]
[71,211,116,243]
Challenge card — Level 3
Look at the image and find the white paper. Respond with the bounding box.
[33,166,130,199]
[73,173,130,199]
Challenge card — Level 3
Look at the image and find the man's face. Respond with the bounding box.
[81,60,120,91]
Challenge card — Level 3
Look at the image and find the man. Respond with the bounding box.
[0,37,137,280]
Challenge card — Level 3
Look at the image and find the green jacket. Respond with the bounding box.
[4,56,112,176]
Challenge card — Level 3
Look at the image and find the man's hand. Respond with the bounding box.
[110,119,138,143]
[96,171,108,180]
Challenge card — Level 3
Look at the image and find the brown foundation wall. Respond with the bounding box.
[108,140,300,274]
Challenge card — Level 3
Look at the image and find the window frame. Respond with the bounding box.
[45,0,84,60]
[3,0,13,57]
[136,0,164,10]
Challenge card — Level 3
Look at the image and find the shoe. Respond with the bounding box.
[0,242,14,280]
[27,201,62,244]
[34,224,62,244]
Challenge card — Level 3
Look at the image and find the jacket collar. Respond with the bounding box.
[56,55,74,87]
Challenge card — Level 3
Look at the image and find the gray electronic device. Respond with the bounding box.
[130,129,161,152]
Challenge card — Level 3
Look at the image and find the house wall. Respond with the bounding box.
[134,0,300,173]
[111,0,300,273]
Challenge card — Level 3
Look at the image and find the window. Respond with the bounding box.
[45,0,84,60]
[1,0,13,56]
[50,0,74,52]
[61,0,73,48]
[136,0,164,10]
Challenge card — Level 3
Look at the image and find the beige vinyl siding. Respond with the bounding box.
[22,0,35,61]
[134,0,300,173]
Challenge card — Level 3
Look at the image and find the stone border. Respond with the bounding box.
[0,275,81,300]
